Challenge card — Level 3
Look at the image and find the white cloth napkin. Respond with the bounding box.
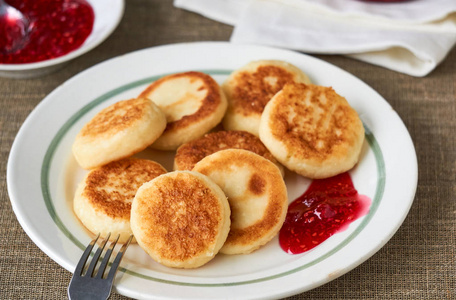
[174,0,456,77]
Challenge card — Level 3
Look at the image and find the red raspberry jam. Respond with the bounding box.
[0,0,94,64]
[279,172,371,254]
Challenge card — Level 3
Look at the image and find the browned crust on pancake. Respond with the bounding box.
[228,65,296,116]
[228,199,283,247]
[139,71,223,132]
[133,172,224,262]
[174,130,280,171]
[80,98,150,137]
[248,173,266,195]
[268,83,364,163]
[82,158,166,220]
[193,150,287,249]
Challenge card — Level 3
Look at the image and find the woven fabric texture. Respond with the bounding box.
[1,0,455,299]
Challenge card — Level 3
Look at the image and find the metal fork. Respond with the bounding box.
[68,233,133,300]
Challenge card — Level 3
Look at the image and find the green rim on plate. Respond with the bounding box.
[41,70,385,287]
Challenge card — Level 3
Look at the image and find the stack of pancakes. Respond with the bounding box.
[71,61,364,269]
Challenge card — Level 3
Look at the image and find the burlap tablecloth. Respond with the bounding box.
[1,1,455,299]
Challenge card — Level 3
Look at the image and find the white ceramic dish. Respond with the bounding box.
[0,0,124,79]
[7,42,418,299]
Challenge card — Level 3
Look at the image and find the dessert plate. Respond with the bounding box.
[7,42,417,299]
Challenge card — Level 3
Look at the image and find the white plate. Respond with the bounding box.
[7,42,417,300]
[0,0,124,78]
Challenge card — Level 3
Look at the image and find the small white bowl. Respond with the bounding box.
[0,0,125,79]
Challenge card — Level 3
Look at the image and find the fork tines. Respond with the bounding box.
[68,233,133,300]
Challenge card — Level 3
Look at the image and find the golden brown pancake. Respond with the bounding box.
[259,82,365,179]
[130,171,231,268]
[139,71,228,150]
[72,97,166,169]
[73,158,167,243]
[193,149,288,255]
[222,60,310,136]
[174,130,283,175]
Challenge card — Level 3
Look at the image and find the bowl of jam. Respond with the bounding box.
[0,0,124,78]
